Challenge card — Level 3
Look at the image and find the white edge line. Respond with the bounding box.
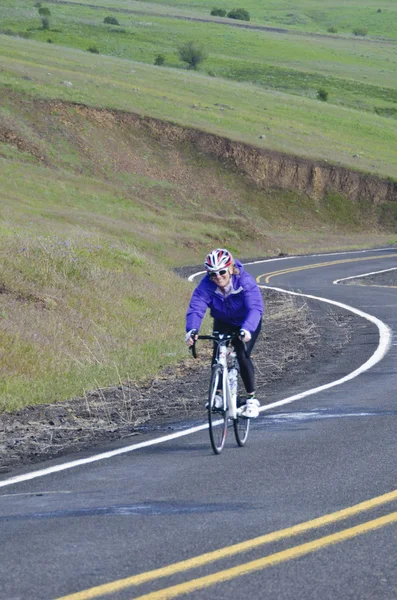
[256,285,392,414]
[334,266,397,284]
[0,249,393,489]
[0,424,209,489]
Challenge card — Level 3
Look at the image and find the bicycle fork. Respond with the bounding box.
[219,347,239,419]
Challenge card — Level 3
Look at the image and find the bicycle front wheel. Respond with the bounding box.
[208,365,227,455]
[233,410,250,447]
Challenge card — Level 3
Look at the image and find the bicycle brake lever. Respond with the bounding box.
[189,330,198,358]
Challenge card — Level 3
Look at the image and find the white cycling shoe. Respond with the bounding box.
[241,397,260,418]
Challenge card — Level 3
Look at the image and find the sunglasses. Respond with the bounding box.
[209,269,228,278]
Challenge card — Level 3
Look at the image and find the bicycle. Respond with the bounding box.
[191,331,250,454]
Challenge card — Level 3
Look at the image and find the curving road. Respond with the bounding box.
[1,247,397,600]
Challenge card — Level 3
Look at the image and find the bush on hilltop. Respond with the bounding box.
[104,16,120,26]
[210,8,227,16]
[227,8,250,21]
[352,27,368,36]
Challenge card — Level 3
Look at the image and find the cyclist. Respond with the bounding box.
[185,248,264,418]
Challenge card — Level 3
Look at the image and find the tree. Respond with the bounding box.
[227,8,250,21]
[317,88,328,101]
[178,41,207,70]
[154,54,165,66]
[41,16,50,30]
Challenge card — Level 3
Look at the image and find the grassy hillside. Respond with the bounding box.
[0,91,394,410]
[1,36,397,178]
[2,0,397,117]
[38,0,397,39]
[0,0,396,411]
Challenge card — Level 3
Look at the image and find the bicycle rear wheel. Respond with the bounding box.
[233,408,250,447]
[208,365,227,454]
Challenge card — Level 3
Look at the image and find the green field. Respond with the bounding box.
[3,3,397,86]
[1,35,397,178]
[1,0,397,410]
[42,0,397,39]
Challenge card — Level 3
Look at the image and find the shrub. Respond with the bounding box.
[87,45,99,53]
[374,107,397,118]
[104,16,120,25]
[178,41,207,70]
[47,38,53,43]
[227,8,250,21]
[327,26,337,33]
[317,88,328,101]
[210,8,227,17]
[38,7,51,16]
[352,27,368,36]
[154,54,165,66]
[41,17,50,30]
[377,8,382,12]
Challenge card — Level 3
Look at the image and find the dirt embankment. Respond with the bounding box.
[1,96,396,211]
[72,104,397,206]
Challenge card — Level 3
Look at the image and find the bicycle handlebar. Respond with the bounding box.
[190,331,246,359]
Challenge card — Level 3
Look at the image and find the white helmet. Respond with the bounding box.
[204,248,233,272]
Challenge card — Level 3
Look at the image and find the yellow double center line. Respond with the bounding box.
[58,488,397,600]
[257,254,393,284]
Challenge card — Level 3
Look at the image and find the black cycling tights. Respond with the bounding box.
[212,319,262,395]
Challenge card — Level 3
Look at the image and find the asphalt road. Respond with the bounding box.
[1,247,397,600]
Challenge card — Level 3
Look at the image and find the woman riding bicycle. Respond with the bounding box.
[185,248,264,418]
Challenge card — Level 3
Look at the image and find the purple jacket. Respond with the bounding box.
[186,260,264,333]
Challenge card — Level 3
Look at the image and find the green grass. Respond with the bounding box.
[41,0,397,39]
[0,221,191,410]
[1,0,397,115]
[1,35,397,178]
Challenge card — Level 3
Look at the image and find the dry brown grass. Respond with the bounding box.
[0,232,191,410]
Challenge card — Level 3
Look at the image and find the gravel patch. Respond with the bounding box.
[340,267,397,287]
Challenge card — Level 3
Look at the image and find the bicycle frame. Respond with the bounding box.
[194,333,242,418]
[216,339,240,419]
